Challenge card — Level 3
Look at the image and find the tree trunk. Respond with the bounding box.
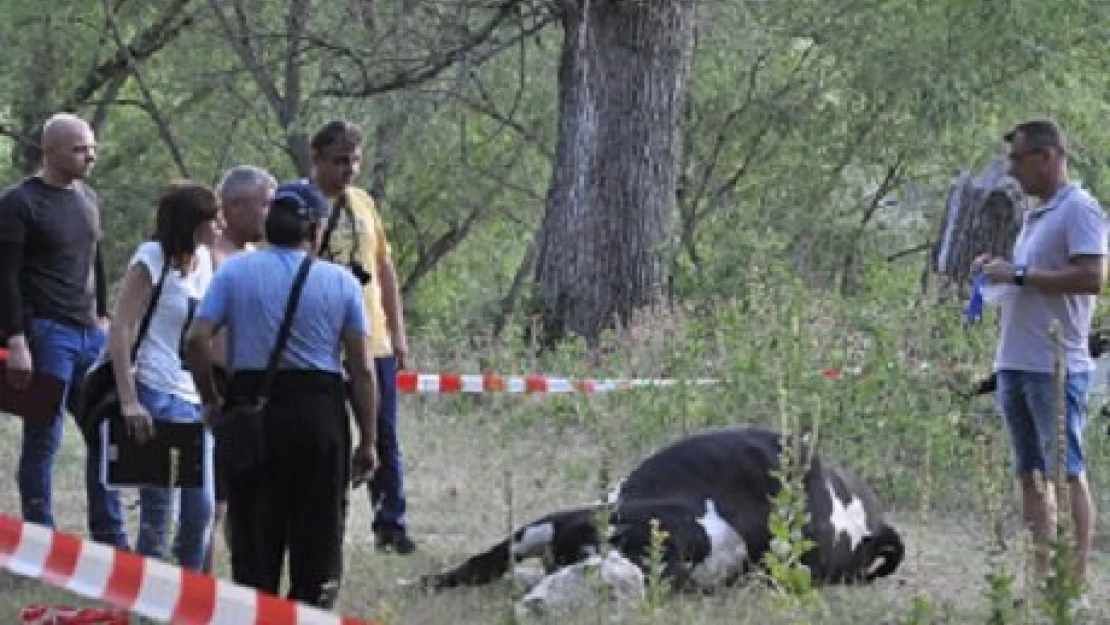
[286,130,312,178]
[930,157,1026,299]
[535,0,696,344]
[12,17,59,174]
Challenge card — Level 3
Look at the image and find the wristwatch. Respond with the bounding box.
[1013,264,1028,286]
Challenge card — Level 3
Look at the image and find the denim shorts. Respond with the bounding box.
[136,381,202,423]
[995,369,1090,478]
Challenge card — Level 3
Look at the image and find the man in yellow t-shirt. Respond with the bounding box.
[308,120,415,554]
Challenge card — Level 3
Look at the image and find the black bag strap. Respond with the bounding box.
[130,245,173,362]
[317,189,348,261]
[257,254,314,403]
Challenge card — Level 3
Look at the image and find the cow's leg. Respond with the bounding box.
[419,506,606,590]
[608,499,746,592]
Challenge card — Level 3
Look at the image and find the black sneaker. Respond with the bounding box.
[375,529,417,555]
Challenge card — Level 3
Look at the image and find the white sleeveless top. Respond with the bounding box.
[129,241,214,404]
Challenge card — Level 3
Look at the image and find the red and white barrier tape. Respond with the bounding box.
[20,604,129,624]
[0,514,376,625]
[395,371,719,394]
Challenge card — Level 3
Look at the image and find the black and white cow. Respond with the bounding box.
[418,426,904,603]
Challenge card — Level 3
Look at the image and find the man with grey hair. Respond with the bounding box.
[974,118,1107,614]
[202,164,276,573]
[214,165,275,262]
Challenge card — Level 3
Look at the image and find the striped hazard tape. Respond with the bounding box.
[0,514,376,625]
[395,371,720,394]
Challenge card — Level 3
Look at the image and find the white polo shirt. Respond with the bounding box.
[995,183,1108,374]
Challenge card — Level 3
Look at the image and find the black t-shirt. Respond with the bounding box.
[0,176,102,329]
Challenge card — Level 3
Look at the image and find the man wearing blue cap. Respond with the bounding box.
[184,181,379,609]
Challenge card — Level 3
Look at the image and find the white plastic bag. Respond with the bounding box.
[981,281,1015,306]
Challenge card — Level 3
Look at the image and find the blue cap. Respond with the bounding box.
[270,181,330,222]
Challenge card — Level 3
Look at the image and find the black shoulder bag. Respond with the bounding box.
[76,251,172,442]
[213,254,314,482]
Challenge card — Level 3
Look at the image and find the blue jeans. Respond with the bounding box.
[368,357,407,532]
[996,369,1091,478]
[18,318,127,548]
[132,382,214,571]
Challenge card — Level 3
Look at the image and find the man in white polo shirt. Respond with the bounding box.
[974,119,1107,607]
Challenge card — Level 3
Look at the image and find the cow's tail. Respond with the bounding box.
[418,505,608,591]
[419,539,514,590]
[864,523,904,582]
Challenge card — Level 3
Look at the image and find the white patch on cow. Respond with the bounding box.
[511,563,547,590]
[512,522,555,558]
[604,523,617,542]
[605,478,626,505]
[517,550,645,619]
[689,499,748,589]
[827,481,870,551]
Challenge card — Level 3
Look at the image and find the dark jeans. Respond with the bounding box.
[368,356,407,533]
[223,369,350,609]
[18,318,128,548]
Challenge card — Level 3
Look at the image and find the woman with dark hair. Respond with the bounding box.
[105,180,219,570]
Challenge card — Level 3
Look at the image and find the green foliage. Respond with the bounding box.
[641,517,672,614]
[762,449,819,604]
[898,593,937,625]
[1041,536,1084,625]
[0,0,1102,330]
[983,557,1018,625]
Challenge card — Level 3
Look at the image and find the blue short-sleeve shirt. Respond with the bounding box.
[196,247,368,374]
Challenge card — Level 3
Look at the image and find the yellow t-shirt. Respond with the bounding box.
[323,186,393,357]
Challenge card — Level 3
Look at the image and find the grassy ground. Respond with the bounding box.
[2,388,1109,625]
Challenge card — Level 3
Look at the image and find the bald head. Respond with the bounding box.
[41,113,91,147]
[39,112,96,185]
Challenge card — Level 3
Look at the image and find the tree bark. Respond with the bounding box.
[535,0,696,344]
[930,157,1025,298]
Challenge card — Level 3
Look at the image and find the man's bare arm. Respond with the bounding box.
[185,318,221,406]
[342,327,378,448]
[377,257,408,367]
[980,254,1106,295]
[1024,255,1106,294]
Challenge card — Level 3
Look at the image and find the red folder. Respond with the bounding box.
[0,348,66,421]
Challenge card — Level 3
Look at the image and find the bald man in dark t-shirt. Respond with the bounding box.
[0,113,127,548]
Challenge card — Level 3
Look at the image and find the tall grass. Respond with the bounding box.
[2,258,1109,623]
